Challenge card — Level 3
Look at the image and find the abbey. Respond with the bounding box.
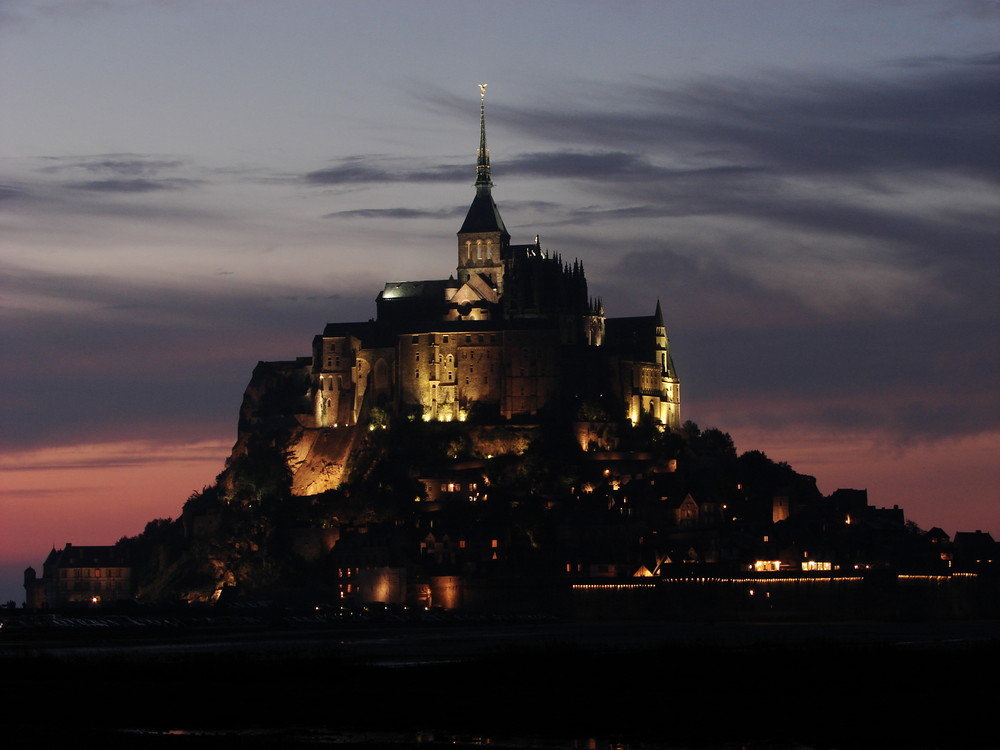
[307,89,679,436]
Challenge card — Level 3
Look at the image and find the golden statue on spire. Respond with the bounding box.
[479,83,488,98]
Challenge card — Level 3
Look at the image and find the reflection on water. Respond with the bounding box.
[118,728,812,749]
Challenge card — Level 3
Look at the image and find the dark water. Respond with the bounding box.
[5,618,1000,748]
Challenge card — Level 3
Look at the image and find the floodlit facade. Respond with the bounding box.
[307,88,680,433]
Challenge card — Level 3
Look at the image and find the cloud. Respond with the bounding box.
[29,154,204,194]
[305,157,467,185]
[39,156,186,176]
[521,55,999,183]
[325,206,463,220]
[0,260,377,450]
[0,185,26,200]
[0,439,231,474]
[65,178,199,192]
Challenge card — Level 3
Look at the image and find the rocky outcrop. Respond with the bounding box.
[288,426,359,495]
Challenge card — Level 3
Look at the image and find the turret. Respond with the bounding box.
[654,299,681,428]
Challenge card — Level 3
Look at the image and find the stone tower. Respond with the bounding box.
[456,84,510,292]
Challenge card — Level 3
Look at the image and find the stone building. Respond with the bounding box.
[308,89,679,430]
[24,543,133,609]
[238,88,680,494]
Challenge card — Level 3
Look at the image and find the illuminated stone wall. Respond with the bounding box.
[457,231,506,291]
[399,328,562,422]
[312,335,360,427]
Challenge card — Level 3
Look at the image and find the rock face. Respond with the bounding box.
[287,427,358,496]
[229,358,356,496]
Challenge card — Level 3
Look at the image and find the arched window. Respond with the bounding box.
[476,240,483,259]
[486,240,492,259]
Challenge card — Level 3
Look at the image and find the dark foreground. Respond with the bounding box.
[3,617,999,749]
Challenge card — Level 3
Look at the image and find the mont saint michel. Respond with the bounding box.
[23,90,997,620]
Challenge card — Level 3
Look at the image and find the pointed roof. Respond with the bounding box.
[459,84,510,238]
[475,83,492,191]
[459,190,509,236]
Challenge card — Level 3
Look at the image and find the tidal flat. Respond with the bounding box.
[4,618,999,748]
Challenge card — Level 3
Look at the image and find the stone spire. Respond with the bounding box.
[458,84,509,237]
[475,83,492,190]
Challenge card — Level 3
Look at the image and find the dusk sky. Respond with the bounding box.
[2,0,998,604]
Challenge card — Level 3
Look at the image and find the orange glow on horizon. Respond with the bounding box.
[0,439,230,567]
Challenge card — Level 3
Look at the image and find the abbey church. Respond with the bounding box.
[304,89,679,439]
[30,92,980,614]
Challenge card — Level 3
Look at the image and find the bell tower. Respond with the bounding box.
[457,84,509,292]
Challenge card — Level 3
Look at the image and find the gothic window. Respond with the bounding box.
[465,241,472,260]
[476,240,483,259]
[415,370,420,379]
[415,352,420,362]
[486,240,492,259]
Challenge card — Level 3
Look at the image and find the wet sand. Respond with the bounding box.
[4,618,999,748]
